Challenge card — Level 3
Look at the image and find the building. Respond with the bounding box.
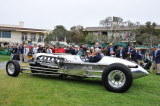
[0,22,47,46]
[84,26,137,43]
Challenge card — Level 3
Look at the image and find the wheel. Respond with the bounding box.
[6,60,20,77]
[102,63,133,93]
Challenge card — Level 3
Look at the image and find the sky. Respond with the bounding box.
[0,0,160,30]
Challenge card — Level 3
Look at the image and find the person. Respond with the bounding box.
[82,44,87,52]
[19,44,24,62]
[149,46,157,73]
[71,45,79,55]
[95,42,101,49]
[126,44,131,60]
[23,45,29,63]
[116,45,126,59]
[47,47,52,54]
[65,46,71,53]
[104,46,109,56]
[90,47,95,54]
[89,48,102,62]
[137,49,143,65]
[107,43,115,56]
[33,44,38,60]
[86,50,91,58]
[131,46,137,62]
[155,49,160,75]
[58,46,65,53]
[38,45,43,53]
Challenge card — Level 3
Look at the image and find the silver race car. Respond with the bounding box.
[6,51,149,93]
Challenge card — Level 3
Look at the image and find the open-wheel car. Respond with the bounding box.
[6,51,149,93]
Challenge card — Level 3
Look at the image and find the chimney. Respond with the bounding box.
[19,21,24,27]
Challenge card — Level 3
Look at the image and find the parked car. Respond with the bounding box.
[6,51,149,93]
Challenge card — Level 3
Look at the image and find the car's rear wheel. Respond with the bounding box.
[6,60,20,77]
[102,63,133,93]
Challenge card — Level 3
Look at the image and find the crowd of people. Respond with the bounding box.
[4,42,160,75]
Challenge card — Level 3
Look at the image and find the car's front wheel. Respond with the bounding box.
[6,60,20,77]
[102,63,133,93]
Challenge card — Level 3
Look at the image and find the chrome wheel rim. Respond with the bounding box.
[8,63,15,74]
[108,70,126,88]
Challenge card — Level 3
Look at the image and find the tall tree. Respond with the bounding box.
[100,16,125,43]
[67,25,85,44]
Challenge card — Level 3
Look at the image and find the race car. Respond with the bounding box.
[6,51,149,93]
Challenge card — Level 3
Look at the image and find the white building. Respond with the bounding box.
[0,22,47,46]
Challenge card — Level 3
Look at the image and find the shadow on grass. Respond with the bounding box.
[31,74,102,85]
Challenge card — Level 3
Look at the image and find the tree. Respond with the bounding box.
[85,33,108,44]
[136,21,160,46]
[99,16,125,43]
[67,25,85,44]
[44,25,68,44]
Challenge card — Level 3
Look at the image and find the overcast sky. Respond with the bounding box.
[0,0,160,30]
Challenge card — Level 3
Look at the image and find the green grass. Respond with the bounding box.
[0,55,11,63]
[0,65,160,106]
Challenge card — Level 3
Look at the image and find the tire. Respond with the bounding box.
[6,60,20,77]
[102,63,133,93]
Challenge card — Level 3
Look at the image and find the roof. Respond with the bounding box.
[84,25,160,31]
[0,26,47,33]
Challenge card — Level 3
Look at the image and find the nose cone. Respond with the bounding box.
[131,65,149,79]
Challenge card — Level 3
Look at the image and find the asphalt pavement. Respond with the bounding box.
[0,62,7,70]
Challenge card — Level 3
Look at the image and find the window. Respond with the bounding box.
[1,31,11,38]
[22,32,28,41]
[38,33,44,42]
[30,33,36,41]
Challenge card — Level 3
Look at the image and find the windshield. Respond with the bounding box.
[76,50,86,56]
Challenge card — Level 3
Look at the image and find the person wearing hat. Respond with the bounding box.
[89,48,102,62]
[107,43,115,56]
[149,46,157,72]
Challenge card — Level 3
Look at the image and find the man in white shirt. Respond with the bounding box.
[23,45,29,63]
[33,44,39,60]
[47,47,52,54]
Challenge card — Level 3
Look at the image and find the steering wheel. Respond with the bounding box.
[80,55,89,62]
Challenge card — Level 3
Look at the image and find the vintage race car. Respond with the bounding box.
[6,51,149,93]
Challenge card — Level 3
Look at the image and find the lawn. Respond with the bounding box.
[0,55,11,63]
[0,65,160,106]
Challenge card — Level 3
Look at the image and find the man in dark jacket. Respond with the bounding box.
[116,45,126,59]
[137,49,143,65]
[155,49,160,75]
[89,48,102,62]
[131,46,137,62]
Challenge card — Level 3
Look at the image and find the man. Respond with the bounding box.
[131,46,137,62]
[47,47,52,54]
[33,44,38,60]
[95,42,101,49]
[58,46,65,53]
[126,44,131,60]
[137,49,143,65]
[149,46,157,72]
[19,44,24,62]
[155,48,160,75]
[107,43,115,56]
[23,45,29,63]
[89,48,102,62]
[71,45,79,55]
[116,45,126,59]
[65,46,71,53]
